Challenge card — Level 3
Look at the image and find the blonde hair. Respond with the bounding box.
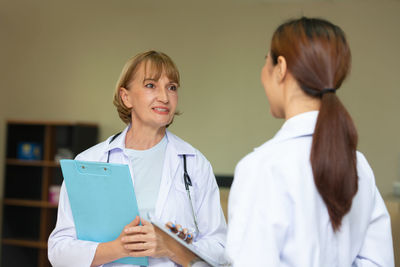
[113,50,180,124]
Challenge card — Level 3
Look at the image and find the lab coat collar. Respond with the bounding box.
[105,124,130,152]
[105,124,196,156]
[165,130,196,156]
[272,110,319,143]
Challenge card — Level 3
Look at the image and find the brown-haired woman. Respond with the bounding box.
[226,17,394,266]
[48,51,227,267]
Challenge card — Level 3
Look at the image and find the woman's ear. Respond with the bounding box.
[276,56,288,83]
[119,87,133,108]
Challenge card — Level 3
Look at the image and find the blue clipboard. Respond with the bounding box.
[60,159,148,266]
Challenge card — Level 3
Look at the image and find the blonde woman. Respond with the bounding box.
[49,51,226,267]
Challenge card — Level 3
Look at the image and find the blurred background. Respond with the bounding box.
[1,0,399,265]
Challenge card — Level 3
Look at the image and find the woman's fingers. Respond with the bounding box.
[165,222,194,244]
[124,226,146,234]
[128,216,141,227]
[166,222,179,233]
[122,220,157,244]
[177,227,186,240]
[186,232,193,244]
[124,241,156,251]
[173,224,186,239]
[121,234,147,243]
[181,228,193,244]
[123,216,143,234]
[121,229,157,244]
[182,228,188,235]
[175,224,183,232]
[125,221,154,234]
[129,250,154,257]
[140,218,151,226]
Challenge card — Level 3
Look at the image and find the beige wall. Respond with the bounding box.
[1,0,400,199]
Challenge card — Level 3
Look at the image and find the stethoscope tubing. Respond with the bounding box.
[183,155,200,235]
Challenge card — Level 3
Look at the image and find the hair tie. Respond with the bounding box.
[320,88,336,95]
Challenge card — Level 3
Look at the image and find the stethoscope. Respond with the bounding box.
[182,155,200,234]
[107,133,200,234]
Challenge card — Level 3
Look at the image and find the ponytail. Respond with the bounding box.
[311,92,358,231]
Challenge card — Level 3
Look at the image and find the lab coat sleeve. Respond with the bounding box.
[225,156,292,267]
[48,182,100,267]
[191,155,227,264]
[353,189,394,267]
[353,155,394,267]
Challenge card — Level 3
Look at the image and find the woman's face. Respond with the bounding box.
[261,52,284,118]
[121,63,178,131]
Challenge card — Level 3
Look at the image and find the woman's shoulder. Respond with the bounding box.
[75,136,114,161]
[237,137,301,169]
[166,131,203,158]
[234,143,279,182]
[166,131,212,170]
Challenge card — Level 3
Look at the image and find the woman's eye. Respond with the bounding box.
[168,85,177,91]
[145,83,155,88]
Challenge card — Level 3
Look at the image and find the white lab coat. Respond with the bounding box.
[48,127,227,267]
[226,111,394,267]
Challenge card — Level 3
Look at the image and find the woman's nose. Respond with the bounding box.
[157,88,169,103]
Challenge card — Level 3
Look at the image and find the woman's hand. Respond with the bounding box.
[121,217,173,258]
[94,217,196,267]
[91,216,142,266]
[165,222,194,244]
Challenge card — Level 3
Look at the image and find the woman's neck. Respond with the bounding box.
[125,125,166,150]
[283,82,321,120]
[284,98,320,120]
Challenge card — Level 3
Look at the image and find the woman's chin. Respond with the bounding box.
[270,109,280,118]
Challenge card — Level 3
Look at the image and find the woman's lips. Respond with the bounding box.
[152,107,169,114]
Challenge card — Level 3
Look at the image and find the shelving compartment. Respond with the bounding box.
[2,206,41,240]
[4,165,43,200]
[55,125,98,160]
[6,124,45,160]
[50,167,63,187]
[1,245,39,267]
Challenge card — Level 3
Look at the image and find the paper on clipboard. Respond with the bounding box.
[60,159,148,266]
[149,215,221,267]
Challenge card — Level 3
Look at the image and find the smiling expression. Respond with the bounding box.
[120,62,179,131]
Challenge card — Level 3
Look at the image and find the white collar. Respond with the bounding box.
[105,125,196,156]
[255,111,319,152]
[273,110,319,142]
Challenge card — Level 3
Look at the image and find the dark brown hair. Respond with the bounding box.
[270,17,358,231]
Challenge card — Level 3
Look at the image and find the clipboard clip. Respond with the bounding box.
[76,162,112,176]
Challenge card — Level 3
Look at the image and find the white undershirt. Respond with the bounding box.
[124,135,168,220]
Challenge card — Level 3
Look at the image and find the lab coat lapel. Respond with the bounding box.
[154,131,196,220]
[155,144,180,219]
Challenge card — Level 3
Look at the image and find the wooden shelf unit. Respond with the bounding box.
[3,198,58,208]
[1,120,98,267]
[2,239,48,249]
[6,159,60,167]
